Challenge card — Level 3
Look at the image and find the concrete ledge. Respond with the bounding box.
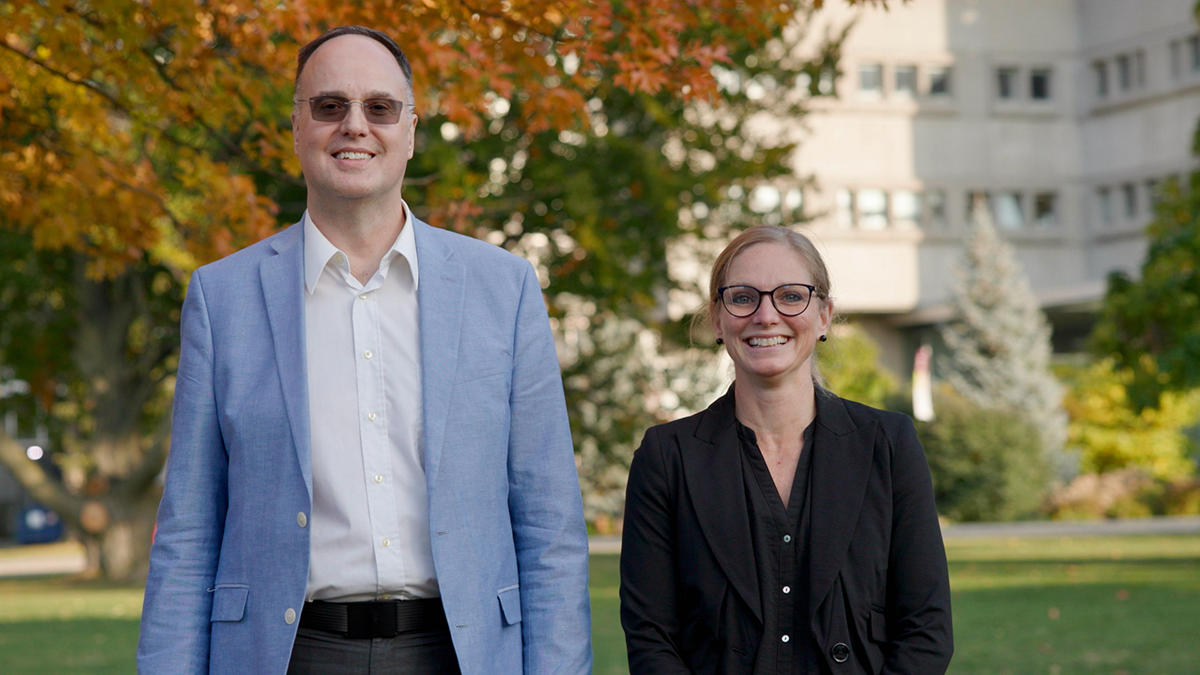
[940,514,1200,539]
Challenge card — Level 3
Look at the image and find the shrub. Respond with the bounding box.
[819,322,899,409]
[917,388,1048,522]
[1046,470,1200,519]
[1060,358,1200,480]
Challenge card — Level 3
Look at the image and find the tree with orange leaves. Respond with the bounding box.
[0,0,875,579]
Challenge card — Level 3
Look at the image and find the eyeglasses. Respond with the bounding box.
[717,284,818,318]
[294,96,412,125]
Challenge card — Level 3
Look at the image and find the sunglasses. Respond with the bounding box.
[295,96,412,125]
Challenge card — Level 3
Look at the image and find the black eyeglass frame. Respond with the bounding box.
[716,283,820,318]
[294,96,415,125]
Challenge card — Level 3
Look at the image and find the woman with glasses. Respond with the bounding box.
[620,226,952,675]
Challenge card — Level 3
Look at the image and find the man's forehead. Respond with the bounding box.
[300,34,407,90]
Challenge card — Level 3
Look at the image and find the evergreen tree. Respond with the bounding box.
[939,196,1068,466]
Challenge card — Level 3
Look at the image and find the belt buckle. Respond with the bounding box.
[346,601,399,639]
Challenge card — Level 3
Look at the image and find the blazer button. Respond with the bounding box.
[297,512,307,528]
[831,642,850,663]
[285,608,297,624]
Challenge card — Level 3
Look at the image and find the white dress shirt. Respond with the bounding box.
[302,207,438,602]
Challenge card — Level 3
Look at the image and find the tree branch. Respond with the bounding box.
[0,38,302,188]
[0,430,83,519]
[456,1,563,43]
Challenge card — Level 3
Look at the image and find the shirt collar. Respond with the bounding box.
[303,203,420,294]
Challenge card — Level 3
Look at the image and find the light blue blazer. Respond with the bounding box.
[138,218,592,674]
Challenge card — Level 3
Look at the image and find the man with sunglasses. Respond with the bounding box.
[139,26,591,675]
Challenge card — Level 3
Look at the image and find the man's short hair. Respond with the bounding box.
[295,26,414,102]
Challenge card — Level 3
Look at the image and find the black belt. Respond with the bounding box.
[300,598,448,639]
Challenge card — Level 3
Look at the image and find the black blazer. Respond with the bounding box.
[620,388,952,675]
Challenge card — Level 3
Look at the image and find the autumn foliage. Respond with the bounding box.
[0,0,829,275]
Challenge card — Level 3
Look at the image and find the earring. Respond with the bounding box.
[716,338,724,345]
[819,335,827,342]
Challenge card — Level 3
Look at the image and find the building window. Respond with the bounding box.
[1170,40,1182,79]
[966,191,991,224]
[1097,187,1113,227]
[1033,192,1057,225]
[996,67,1018,99]
[929,66,952,96]
[1029,68,1052,100]
[1135,50,1146,87]
[1117,54,1132,91]
[836,189,855,227]
[895,64,917,97]
[858,63,883,97]
[1146,178,1161,208]
[893,190,921,228]
[994,191,1025,229]
[1093,61,1108,97]
[1191,35,1200,72]
[1121,183,1137,218]
[927,189,947,228]
[858,189,889,229]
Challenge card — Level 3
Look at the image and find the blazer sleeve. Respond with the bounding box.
[505,261,593,674]
[138,270,228,673]
[883,414,954,674]
[620,426,694,675]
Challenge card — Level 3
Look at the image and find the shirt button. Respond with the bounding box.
[359,293,368,300]
[374,474,383,484]
[783,535,792,543]
[781,635,790,643]
[382,538,391,547]
[364,350,373,359]
[285,608,297,624]
[334,253,345,264]
[297,512,307,528]
[380,593,392,600]
[367,412,377,421]
[783,586,791,594]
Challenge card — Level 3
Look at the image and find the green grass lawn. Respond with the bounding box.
[0,575,142,675]
[590,535,1200,675]
[2,535,1198,674]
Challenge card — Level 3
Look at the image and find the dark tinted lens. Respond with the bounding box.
[362,98,401,124]
[309,97,349,121]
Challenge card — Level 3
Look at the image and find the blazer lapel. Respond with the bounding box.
[807,392,876,615]
[413,219,464,488]
[260,223,313,498]
[681,389,763,624]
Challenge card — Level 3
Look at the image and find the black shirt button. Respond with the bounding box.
[831,642,850,663]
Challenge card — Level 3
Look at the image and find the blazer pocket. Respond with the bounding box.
[210,583,249,622]
[497,585,522,626]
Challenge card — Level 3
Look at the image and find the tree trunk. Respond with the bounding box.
[80,490,161,581]
[0,425,167,583]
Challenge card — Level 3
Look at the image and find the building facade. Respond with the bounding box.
[757,0,1200,375]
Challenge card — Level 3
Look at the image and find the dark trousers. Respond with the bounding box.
[287,625,462,675]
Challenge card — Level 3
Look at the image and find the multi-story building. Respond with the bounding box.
[753,0,1200,376]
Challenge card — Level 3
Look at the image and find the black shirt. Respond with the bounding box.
[737,419,822,675]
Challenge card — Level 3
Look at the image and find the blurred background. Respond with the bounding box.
[2,0,1199,672]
